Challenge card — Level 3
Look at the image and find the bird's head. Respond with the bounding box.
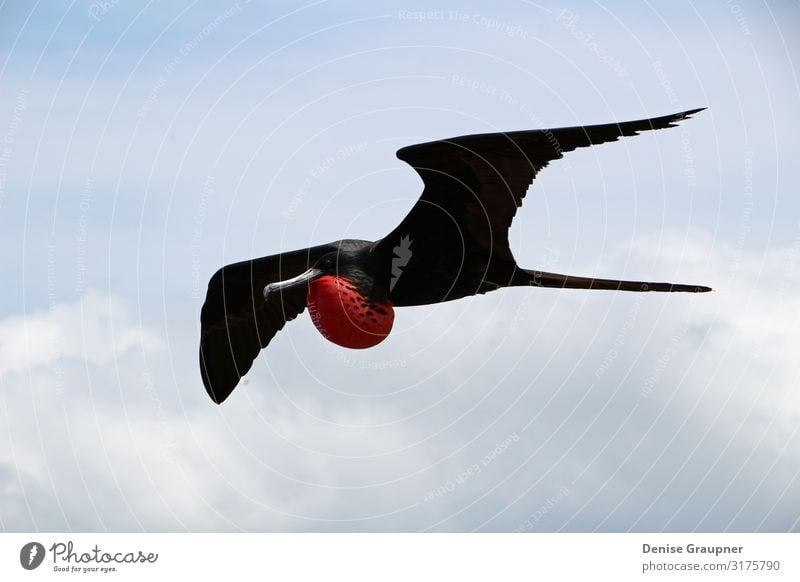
[263,249,371,298]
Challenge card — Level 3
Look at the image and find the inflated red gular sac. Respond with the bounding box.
[264,249,395,349]
[307,275,394,349]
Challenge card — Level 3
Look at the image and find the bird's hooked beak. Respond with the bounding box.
[263,267,323,299]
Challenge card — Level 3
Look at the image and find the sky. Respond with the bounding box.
[1,0,799,532]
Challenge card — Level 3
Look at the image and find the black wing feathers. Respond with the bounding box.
[199,242,344,403]
[389,109,705,262]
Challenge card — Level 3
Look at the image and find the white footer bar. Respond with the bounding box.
[2,533,797,581]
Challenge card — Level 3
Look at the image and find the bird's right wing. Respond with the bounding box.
[199,241,351,404]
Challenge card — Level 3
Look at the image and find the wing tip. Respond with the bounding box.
[662,107,706,127]
[207,388,229,405]
[643,107,706,131]
[199,346,235,405]
[675,107,706,119]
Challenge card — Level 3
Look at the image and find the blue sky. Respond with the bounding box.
[1,0,799,531]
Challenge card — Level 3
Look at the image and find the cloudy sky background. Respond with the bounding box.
[1,0,798,531]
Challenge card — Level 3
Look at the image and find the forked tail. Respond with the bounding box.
[518,269,712,293]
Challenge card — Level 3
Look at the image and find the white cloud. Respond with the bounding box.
[0,290,162,375]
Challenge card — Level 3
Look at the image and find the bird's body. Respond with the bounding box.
[200,109,711,403]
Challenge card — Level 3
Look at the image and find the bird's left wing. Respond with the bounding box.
[382,108,705,264]
[199,241,348,404]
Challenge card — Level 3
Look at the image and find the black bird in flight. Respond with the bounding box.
[200,108,710,403]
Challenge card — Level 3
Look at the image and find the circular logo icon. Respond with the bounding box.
[20,542,46,570]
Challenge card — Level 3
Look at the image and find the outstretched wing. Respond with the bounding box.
[199,240,363,403]
[380,109,705,271]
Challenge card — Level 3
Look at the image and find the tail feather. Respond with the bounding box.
[520,269,712,293]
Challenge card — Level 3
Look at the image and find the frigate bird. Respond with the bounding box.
[200,108,710,403]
